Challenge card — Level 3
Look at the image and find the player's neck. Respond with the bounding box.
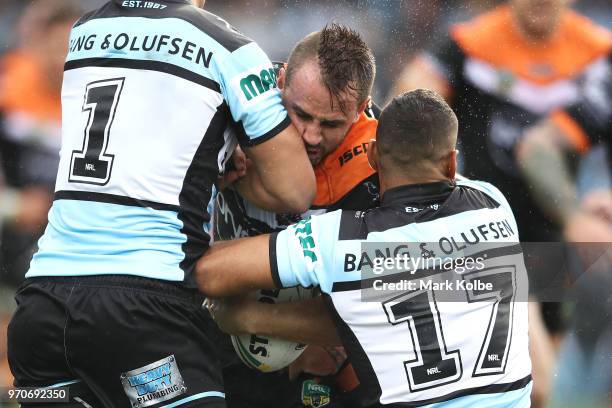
[510,10,562,44]
[378,173,451,198]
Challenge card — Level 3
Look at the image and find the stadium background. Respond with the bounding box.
[0,0,610,406]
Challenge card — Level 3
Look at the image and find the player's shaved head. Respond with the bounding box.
[285,23,375,112]
[376,89,458,176]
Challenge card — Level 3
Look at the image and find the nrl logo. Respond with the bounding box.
[301,380,331,408]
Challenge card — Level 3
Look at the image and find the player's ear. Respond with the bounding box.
[355,96,370,122]
[367,139,379,171]
[444,149,458,181]
[277,67,286,90]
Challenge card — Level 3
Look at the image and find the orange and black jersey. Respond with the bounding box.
[552,53,611,173]
[212,104,379,408]
[311,109,379,212]
[213,105,379,240]
[427,5,611,240]
[0,50,63,188]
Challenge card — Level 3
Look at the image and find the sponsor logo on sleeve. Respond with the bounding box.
[231,65,278,105]
[120,355,186,408]
[292,217,321,266]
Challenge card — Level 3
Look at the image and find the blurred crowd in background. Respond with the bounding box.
[0,0,610,407]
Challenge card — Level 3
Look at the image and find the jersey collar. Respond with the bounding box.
[381,181,455,206]
[114,0,191,3]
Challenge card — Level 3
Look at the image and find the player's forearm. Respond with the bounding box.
[234,167,301,213]
[522,144,576,223]
[245,297,342,347]
[197,235,276,297]
[518,124,579,225]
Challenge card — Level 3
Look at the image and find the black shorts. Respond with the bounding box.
[8,276,226,408]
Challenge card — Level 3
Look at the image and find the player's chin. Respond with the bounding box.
[307,151,323,166]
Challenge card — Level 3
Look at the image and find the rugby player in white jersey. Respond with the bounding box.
[198,90,532,407]
[7,1,315,407]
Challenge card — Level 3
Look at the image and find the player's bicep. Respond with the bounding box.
[239,123,314,212]
[518,118,573,157]
[216,44,315,212]
[197,234,276,297]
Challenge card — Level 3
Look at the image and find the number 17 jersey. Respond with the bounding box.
[270,180,532,407]
[27,0,290,287]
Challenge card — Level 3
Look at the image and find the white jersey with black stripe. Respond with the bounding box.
[270,179,531,407]
[27,0,289,287]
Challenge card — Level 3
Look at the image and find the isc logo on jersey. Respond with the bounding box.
[231,287,314,372]
[231,64,278,106]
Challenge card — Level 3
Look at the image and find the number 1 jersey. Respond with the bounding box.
[27,0,290,287]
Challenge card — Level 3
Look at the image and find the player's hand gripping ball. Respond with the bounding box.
[207,287,314,372]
